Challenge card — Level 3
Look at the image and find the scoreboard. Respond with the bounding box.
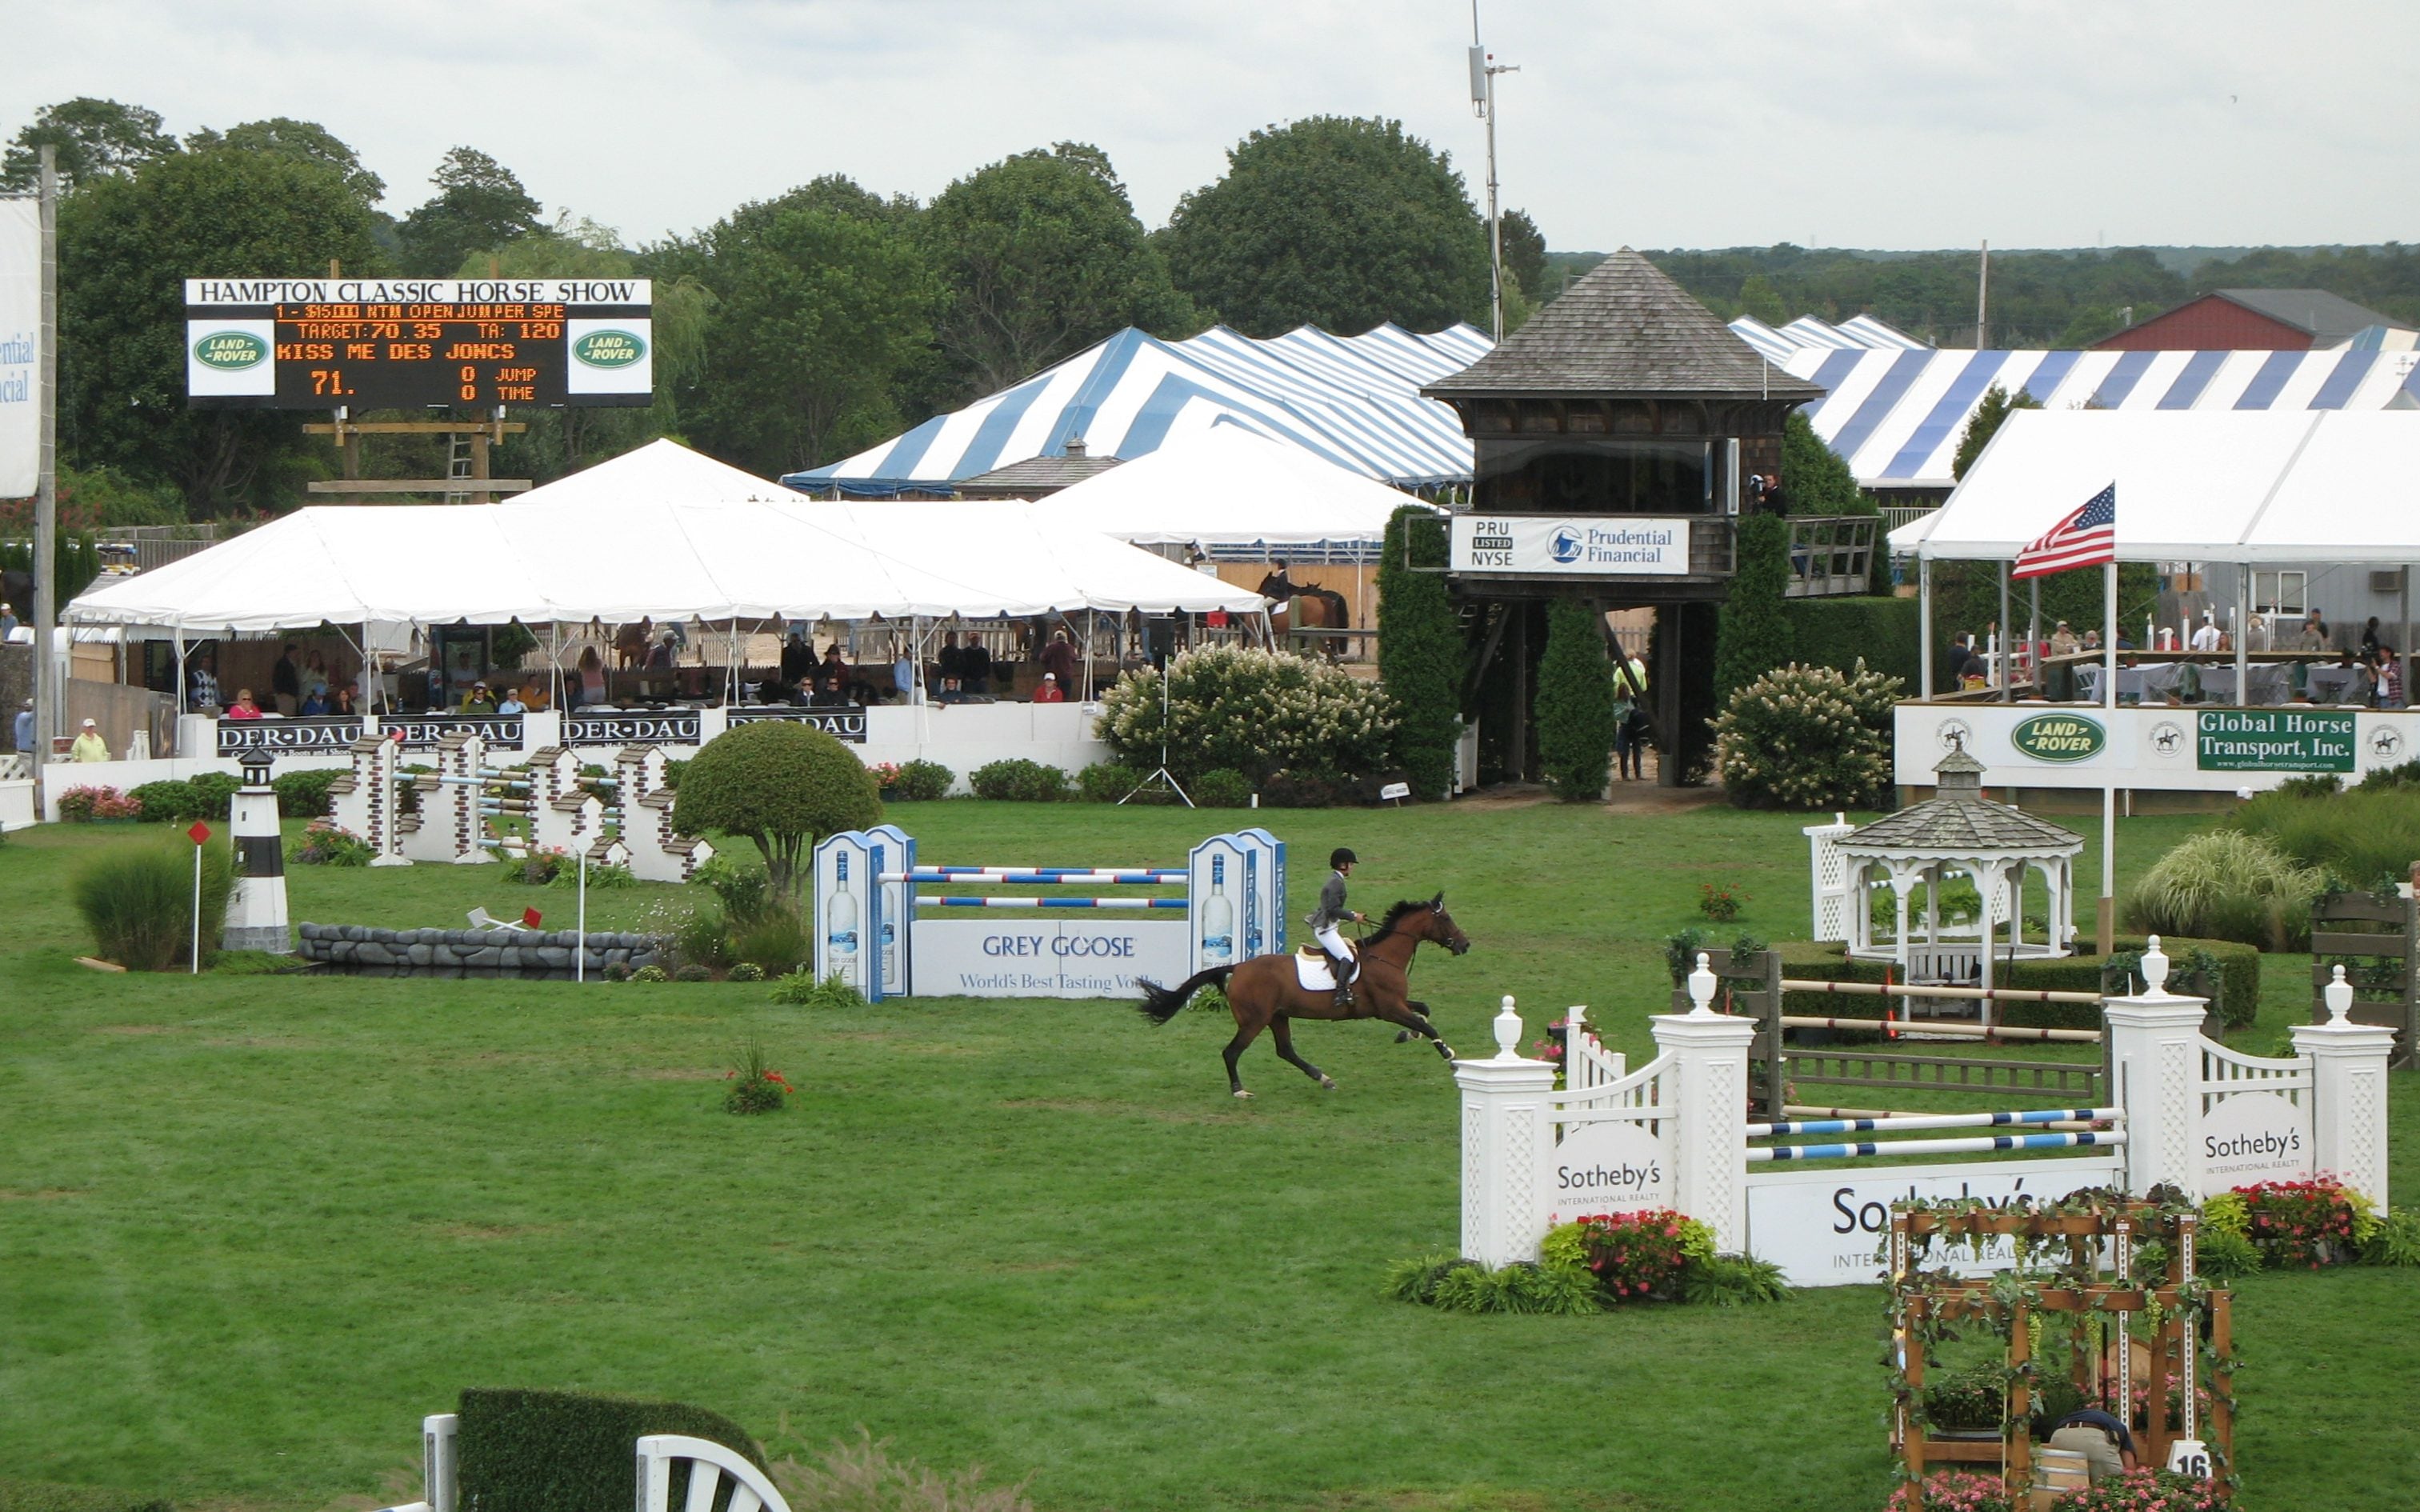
[184,278,652,410]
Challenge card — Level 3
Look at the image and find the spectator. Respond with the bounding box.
[223,688,264,720]
[1032,671,1066,703]
[933,675,966,705]
[819,643,851,690]
[0,602,16,637]
[1941,635,1974,689]
[576,646,607,708]
[2081,630,2102,652]
[496,686,528,715]
[779,630,814,686]
[298,686,332,716]
[810,674,849,707]
[2298,611,2331,651]
[462,682,498,714]
[187,650,221,711]
[2046,1407,2136,1485]
[2374,648,2403,708]
[936,631,966,690]
[2247,613,2272,652]
[2048,621,2079,658]
[332,682,360,717]
[645,631,675,670]
[1612,655,1646,782]
[517,679,550,712]
[1040,628,1081,691]
[70,718,110,762]
[890,649,915,703]
[2190,617,2222,654]
[271,642,302,715]
[962,635,992,696]
[304,650,330,702]
[2362,617,2383,658]
[12,698,31,754]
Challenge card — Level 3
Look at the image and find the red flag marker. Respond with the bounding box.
[186,820,212,845]
[522,907,542,930]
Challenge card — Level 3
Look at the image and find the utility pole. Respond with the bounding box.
[1975,239,1990,350]
[34,144,58,762]
[1470,3,1518,342]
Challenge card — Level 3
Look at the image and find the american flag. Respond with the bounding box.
[2011,483,2117,579]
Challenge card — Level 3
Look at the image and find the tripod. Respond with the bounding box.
[1120,650,1193,807]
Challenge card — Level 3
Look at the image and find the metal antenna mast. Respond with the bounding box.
[1470,3,1518,341]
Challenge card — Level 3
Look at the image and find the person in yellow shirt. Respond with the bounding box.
[70,718,110,762]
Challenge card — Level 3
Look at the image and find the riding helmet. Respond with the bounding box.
[1330,847,1358,868]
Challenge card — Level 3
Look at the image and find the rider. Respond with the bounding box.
[1310,847,1367,1008]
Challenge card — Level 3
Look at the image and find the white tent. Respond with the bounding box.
[1026,422,1433,546]
[66,496,1266,636]
[506,437,802,507]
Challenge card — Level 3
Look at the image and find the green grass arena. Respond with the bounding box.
[3,799,2416,1511]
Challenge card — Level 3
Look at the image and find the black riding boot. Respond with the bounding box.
[1328,954,1354,1009]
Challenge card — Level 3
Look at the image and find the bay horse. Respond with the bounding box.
[1254,570,1350,659]
[1136,894,1470,1098]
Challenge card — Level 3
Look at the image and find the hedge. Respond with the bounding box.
[0,1482,171,1512]
[1775,935,2260,1032]
[457,1388,762,1512]
[1777,595,1921,691]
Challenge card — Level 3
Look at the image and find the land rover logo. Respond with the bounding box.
[573,329,646,368]
[2011,712,2106,762]
[193,330,266,370]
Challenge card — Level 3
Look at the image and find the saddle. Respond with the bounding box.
[1294,940,1357,992]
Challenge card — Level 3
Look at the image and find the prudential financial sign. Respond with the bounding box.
[1451,515,1690,575]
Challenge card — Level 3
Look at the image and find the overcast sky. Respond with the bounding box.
[12,0,2417,253]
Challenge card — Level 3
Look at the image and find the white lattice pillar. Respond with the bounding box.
[2103,937,2210,1198]
[1802,812,1856,942]
[1453,995,1556,1268]
[1650,954,1757,1253]
[2292,966,2395,1207]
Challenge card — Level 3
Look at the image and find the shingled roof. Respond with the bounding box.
[1839,741,2083,856]
[1425,248,1825,401]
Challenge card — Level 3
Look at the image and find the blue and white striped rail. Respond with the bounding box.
[916,895,1188,910]
[1746,1130,2125,1163]
[883,867,1186,885]
[1746,1107,2118,1138]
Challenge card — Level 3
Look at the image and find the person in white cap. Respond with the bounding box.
[12,698,31,754]
[70,718,111,762]
[1032,671,1066,703]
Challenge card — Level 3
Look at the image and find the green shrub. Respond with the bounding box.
[70,842,234,970]
[1777,594,1920,690]
[1190,767,1253,807]
[770,970,867,1009]
[2360,1207,2420,1266]
[660,758,687,790]
[186,771,239,820]
[886,759,953,801]
[968,758,1070,802]
[1535,598,1617,800]
[730,907,810,977]
[2224,785,2420,888]
[1258,769,1341,808]
[667,904,732,972]
[722,1044,792,1114]
[674,963,713,982]
[769,1430,1036,1512]
[270,768,342,818]
[629,965,670,983]
[0,1479,174,1512]
[2197,1228,2262,1279]
[727,962,766,983]
[547,857,635,890]
[1679,1254,1790,1306]
[2124,830,2330,951]
[1711,660,1901,810]
[1714,511,1793,704]
[290,819,371,866]
[126,779,200,822]
[1076,761,1150,802]
[1921,1361,2006,1431]
[694,854,778,929]
[1391,1257,1602,1315]
[454,1387,762,1512]
[673,721,882,902]
[1378,502,1461,799]
[1095,644,1395,786]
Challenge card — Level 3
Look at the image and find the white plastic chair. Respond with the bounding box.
[636,1435,792,1512]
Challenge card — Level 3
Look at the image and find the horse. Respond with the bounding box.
[1254,570,1351,659]
[614,618,654,670]
[1136,894,1470,1098]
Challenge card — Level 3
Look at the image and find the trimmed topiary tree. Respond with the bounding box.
[1378,501,1462,798]
[1534,598,1616,801]
[1710,660,1901,810]
[1713,510,1792,706]
[673,721,881,902]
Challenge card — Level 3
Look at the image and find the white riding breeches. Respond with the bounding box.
[1314,923,1356,978]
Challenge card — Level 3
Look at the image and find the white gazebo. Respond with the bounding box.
[1823,741,2084,1017]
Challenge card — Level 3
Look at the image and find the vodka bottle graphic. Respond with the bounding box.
[1201,854,1234,966]
[1244,850,1262,957]
[827,851,861,986]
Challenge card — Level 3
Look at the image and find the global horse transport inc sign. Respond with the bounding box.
[2197,710,2355,773]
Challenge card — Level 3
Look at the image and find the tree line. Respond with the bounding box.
[3,100,1546,521]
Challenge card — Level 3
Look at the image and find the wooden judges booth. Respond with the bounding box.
[1422,250,1825,786]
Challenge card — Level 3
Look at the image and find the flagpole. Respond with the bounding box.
[2100,554,2118,954]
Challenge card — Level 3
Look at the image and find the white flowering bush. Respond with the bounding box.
[1095,645,1397,784]
[1711,660,1902,811]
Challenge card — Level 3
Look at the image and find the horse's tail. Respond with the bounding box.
[1135,965,1234,1025]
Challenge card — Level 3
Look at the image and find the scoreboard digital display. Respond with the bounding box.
[184,278,652,410]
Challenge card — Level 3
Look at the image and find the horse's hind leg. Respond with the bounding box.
[1379,1002,1457,1064]
[1222,1021,1266,1098]
[1269,1015,1336,1090]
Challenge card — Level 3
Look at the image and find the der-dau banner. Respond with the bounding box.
[183,278,652,410]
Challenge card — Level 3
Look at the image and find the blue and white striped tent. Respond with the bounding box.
[1791,345,2420,491]
[785,322,1493,496]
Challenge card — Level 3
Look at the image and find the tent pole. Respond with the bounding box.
[1918,557,1934,696]
[1997,560,2011,701]
[2027,578,2039,697]
[2099,557,2117,955]
[2234,563,2250,706]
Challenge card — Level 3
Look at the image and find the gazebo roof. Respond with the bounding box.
[1840,740,2083,858]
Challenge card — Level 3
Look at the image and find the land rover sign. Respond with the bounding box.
[2010,713,2106,762]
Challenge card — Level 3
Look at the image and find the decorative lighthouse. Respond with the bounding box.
[224,750,292,954]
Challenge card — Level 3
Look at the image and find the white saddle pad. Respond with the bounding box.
[1293,950,1354,991]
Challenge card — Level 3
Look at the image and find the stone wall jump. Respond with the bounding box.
[295,922,665,979]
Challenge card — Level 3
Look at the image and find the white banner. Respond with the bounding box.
[1745,1156,2122,1287]
[1542,1121,1670,1220]
[911,917,1190,998]
[2199,1091,2311,1194]
[1450,514,1690,574]
[0,201,36,498]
